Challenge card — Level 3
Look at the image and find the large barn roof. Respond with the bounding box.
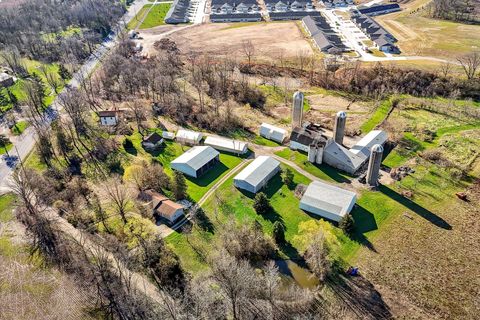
[171,146,219,170]
[324,142,365,172]
[300,181,356,218]
[234,156,280,188]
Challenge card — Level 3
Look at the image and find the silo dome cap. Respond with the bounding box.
[293,91,304,98]
[336,111,347,118]
[371,144,384,152]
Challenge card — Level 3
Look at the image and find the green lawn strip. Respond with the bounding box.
[0,194,16,223]
[127,4,152,29]
[139,3,171,29]
[0,143,13,155]
[24,150,49,171]
[359,98,392,133]
[11,120,29,136]
[274,148,352,183]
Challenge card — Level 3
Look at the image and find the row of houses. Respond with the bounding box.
[322,0,353,8]
[356,3,401,17]
[302,15,347,54]
[165,0,193,24]
[351,13,399,53]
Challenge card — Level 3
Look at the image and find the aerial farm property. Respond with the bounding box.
[0,0,479,319]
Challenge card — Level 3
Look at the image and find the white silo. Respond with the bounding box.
[333,111,347,145]
[366,144,384,186]
[292,91,304,128]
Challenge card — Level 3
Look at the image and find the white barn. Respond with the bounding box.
[300,181,356,222]
[176,129,203,145]
[171,146,220,178]
[204,136,248,154]
[259,123,287,143]
[349,130,388,160]
[162,131,176,140]
[233,156,281,193]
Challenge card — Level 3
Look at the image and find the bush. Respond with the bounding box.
[339,214,355,236]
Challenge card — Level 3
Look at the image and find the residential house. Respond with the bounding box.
[142,132,164,150]
[141,190,185,225]
[98,109,124,126]
[0,72,14,88]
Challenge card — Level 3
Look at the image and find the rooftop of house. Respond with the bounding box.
[357,3,400,15]
[143,132,164,144]
[156,200,184,220]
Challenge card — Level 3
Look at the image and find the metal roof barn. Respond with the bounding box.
[234,156,281,194]
[300,181,356,222]
[350,130,388,160]
[204,136,248,154]
[171,146,220,178]
[259,123,287,143]
[176,129,203,145]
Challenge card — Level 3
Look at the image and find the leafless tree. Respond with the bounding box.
[102,176,133,225]
[457,52,480,80]
[439,62,453,78]
[305,231,331,282]
[242,40,256,66]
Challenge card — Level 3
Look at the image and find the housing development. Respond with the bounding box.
[0,0,479,319]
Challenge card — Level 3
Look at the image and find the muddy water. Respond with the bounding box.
[275,260,319,289]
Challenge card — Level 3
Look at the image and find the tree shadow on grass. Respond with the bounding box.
[350,204,378,253]
[379,185,452,230]
[195,207,215,234]
[123,138,137,156]
[326,273,392,320]
[278,240,302,260]
[186,162,229,187]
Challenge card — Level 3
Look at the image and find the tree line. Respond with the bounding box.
[426,0,480,24]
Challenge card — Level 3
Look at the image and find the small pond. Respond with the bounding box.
[275,260,319,289]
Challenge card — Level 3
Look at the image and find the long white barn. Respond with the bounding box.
[234,156,281,193]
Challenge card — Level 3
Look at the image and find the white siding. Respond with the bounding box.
[259,123,287,143]
[100,116,117,126]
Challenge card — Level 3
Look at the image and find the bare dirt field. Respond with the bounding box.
[148,22,313,61]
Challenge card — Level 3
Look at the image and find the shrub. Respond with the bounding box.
[253,192,272,215]
[272,221,286,244]
[339,214,355,236]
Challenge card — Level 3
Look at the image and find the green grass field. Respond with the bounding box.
[359,98,393,133]
[139,3,171,29]
[0,194,16,223]
[127,4,152,29]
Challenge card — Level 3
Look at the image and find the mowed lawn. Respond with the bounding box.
[139,3,171,29]
[123,133,244,202]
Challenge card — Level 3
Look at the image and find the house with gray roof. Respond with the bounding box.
[357,3,401,16]
[300,181,356,222]
[165,0,191,24]
[210,0,260,21]
[171,146,220,178]
[302,15,347,53]
[210,13,262,22]
[234,156,280,193]
[351,14,399,53]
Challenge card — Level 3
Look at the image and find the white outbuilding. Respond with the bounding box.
[259,123,287,144]
[162,131,176,140]
[176,129,203,145]
[300,181,356,222]
[349,130,388,160]
[204,136,248,154]
[233,156,281,194]
[171,146,220,178]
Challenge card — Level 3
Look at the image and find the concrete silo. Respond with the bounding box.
[366,144,384,186]
[292,91,304,128]
[333,111,347,145]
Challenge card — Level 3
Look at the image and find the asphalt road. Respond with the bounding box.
[0,0,149,194]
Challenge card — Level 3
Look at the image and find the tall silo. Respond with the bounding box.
[292,91,304,129]
[366,144,384,186]
[333,111,347,145]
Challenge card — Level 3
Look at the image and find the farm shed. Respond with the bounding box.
[300,181,356,222]
[176,129,203,145]
[204,136,248,154]
[234,156,281,193]
[171,146,220,178]
[259,123,287,143]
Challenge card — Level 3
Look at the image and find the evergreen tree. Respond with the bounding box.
[272,221,286,244]
[58,64,72,81]
[0,134,11,156]
[6,88,18,108]
[253,192,272,215]
[173,171,187,200]
[339,214,355,236]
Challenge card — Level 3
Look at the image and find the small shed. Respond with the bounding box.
[176,129,203,145]
[142,132,164,150]
[259,123,287,144]
[0,72,15,88]
[204,136,248,154]
[299,181,356,222]
[234,156,280,193]
[171,146,220,178]
[162,131,176,140]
